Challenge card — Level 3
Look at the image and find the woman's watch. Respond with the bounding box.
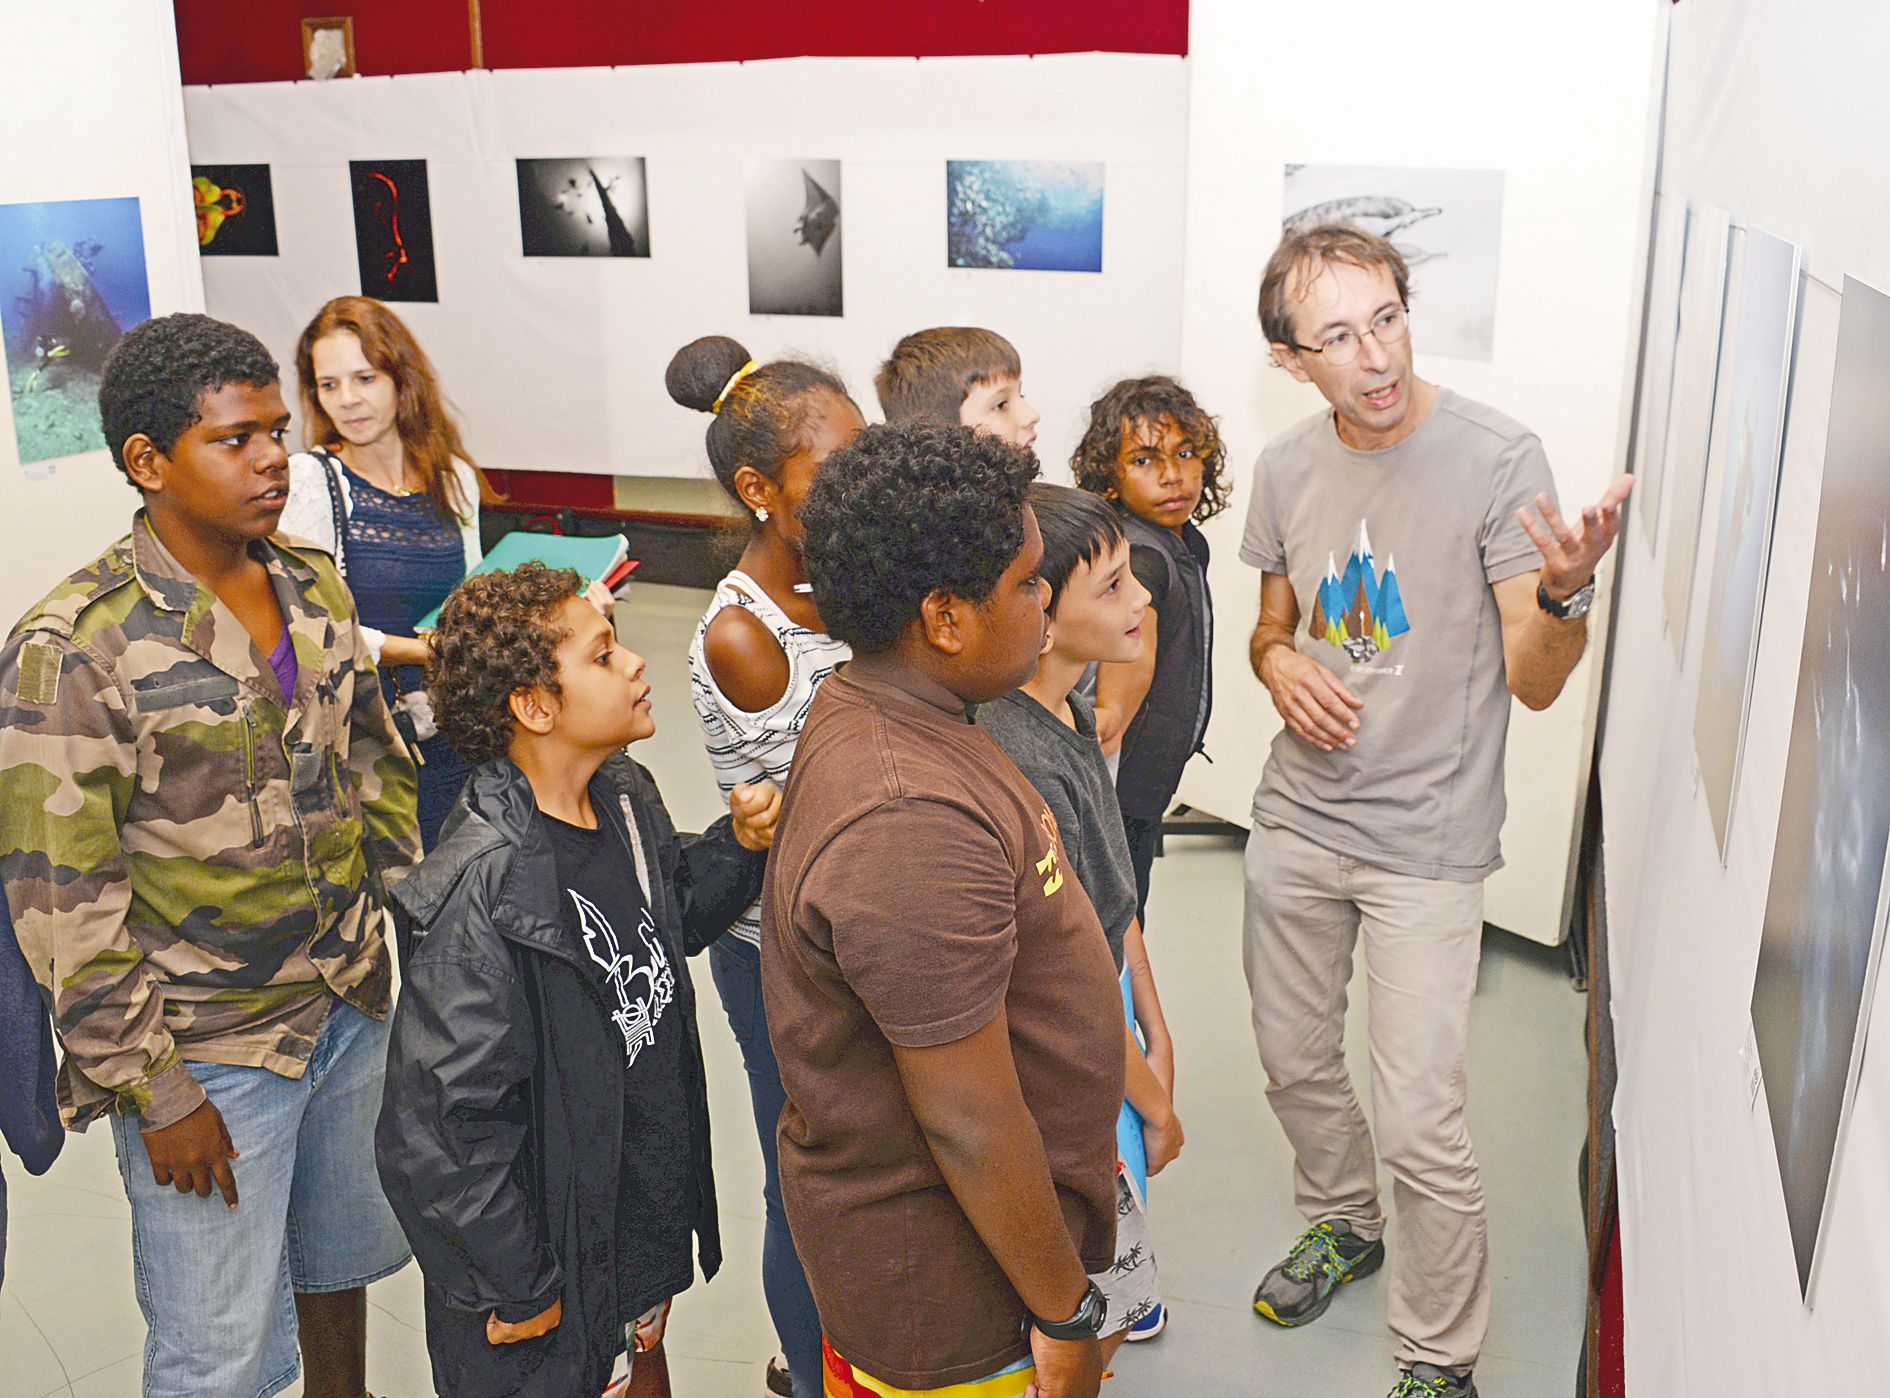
[1537,577,1596,620]
[1024,1281,1108,1342]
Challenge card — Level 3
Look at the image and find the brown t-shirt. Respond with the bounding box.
[760,669,1125,1388]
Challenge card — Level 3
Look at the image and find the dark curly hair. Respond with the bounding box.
[98,313,280,481]
[799,421,1038,655]
[427,562,582,764]
[665,334,854,527]
[1070,374,1231,523]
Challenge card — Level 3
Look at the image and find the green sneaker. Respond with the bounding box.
[1250,1220,1385,1326]
[1388,1364,1478,1398]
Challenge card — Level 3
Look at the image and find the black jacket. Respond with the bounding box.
[376,754,764,1397]
[1115,510,1214,820]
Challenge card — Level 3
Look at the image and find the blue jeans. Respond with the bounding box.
[110,999,411,1398]
[710,935,822,1398]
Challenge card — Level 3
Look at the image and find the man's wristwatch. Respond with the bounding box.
[1538,577,1596,621]
[1023,1281,1108,1342]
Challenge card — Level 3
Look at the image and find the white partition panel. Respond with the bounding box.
[0,0,203,625]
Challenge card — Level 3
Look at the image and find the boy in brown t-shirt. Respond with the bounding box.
[762,422,1125,1398]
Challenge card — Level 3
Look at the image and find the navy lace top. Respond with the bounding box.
[341,467,466,696]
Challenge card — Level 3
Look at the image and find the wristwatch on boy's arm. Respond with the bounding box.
[1023,1280,1108,1341]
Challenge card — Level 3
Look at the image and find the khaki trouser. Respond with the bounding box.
[1242,820,1491,1374]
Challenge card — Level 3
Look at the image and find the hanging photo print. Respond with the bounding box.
[1750,274,1890,1299]
[0,196,152,468]
[1282,163,1506,361]
[517,158,650,258]
[191,164,279,256]
[349,159,437,302]
[946,160,1105,272]
[1691,224,1800,858]
[745,159,842,317]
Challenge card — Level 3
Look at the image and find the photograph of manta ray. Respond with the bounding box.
[349,159,437,303]
[0,196,152,469]
[745,158,842,317]
[191,164,278,256]
[946,160,1105,272]
[516,157,649,258]
[1282,163,1506,361]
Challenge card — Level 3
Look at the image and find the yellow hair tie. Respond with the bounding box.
[711,360,759,415]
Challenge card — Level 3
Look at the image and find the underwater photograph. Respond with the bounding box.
[946,160,1105,273]
[0,196,151,468]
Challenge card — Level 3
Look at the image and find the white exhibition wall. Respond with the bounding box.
[182,55,1190,482]
[1176,0,1665,943]
[1603,0,1890,1389]
[0,0,203,625]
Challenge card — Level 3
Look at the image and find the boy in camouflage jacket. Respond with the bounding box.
[0,314,420,1398]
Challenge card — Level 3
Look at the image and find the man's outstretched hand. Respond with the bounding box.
[1517,473,1635,601]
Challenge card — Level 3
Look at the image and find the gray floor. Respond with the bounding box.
[0,584,1590,1397]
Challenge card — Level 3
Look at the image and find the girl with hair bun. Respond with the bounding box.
[672,334,862,1398]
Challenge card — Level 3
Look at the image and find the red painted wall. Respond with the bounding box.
[174,0,1188,86]
[482,1,1187,69]
[176,2,473,86]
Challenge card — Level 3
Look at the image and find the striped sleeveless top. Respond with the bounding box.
[688,569,851,945]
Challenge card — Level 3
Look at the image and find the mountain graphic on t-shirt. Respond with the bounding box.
[1307,519,1411,664]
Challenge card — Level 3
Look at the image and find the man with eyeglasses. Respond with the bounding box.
[1237,223,1631,1398]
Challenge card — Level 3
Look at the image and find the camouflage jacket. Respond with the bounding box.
[0,513,421,1131]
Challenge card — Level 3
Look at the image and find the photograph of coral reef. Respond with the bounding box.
[946,160,1105,272]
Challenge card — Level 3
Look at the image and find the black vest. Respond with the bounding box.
[1115,510,1213,821]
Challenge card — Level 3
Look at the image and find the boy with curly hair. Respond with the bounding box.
[1072,375,1232,929]
[0,312,419,1398]
[764,422,1124,1398]
[375,563,779,1398]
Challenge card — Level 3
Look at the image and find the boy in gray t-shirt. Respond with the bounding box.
[1239,224,1631,1398]
[978,483,1183,1352]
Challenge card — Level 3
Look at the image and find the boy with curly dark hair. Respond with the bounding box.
[375,562,779,1398]
[1072,374,1231,930]
[0,312,419,1398]
[765,422,1125,1398]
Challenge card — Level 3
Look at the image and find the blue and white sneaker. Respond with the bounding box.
[1124,1301,1167,1342]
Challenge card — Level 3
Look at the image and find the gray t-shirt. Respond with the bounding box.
[977,690,1134,969]
[1239,387,1556,881]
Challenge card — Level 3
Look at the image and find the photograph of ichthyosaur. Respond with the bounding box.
[745,159,842,317]
[946,160,1105,273]
[517,157,650,258]
[0,196,152,468]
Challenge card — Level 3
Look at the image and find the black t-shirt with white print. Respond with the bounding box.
[544,812,696,1318]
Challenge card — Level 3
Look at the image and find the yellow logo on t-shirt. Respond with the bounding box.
[1036,808,1065,896]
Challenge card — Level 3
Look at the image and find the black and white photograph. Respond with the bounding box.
[744,158,842,317]
[1282,163,1505,361]
[1751,274,1890,1298]
[1658,201,1732,657]
[516,157,650,258]
[1692,224,1800,858]
[1632,192,1689,551]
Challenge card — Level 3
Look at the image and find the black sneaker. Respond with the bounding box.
[765,1353,793,1397]
[1388,1364,1478,1398]
[1251,1220,1385,1326]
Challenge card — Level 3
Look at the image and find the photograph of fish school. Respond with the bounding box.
[0,4,1877,1398]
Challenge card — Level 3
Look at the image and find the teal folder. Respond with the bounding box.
[415,531,629,631]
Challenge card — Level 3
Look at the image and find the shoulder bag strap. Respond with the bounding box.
[315,448,348,577]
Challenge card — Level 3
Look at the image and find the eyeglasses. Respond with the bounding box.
[1290,306,1410,366]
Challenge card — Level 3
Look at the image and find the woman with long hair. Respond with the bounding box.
[279,296,492,848]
